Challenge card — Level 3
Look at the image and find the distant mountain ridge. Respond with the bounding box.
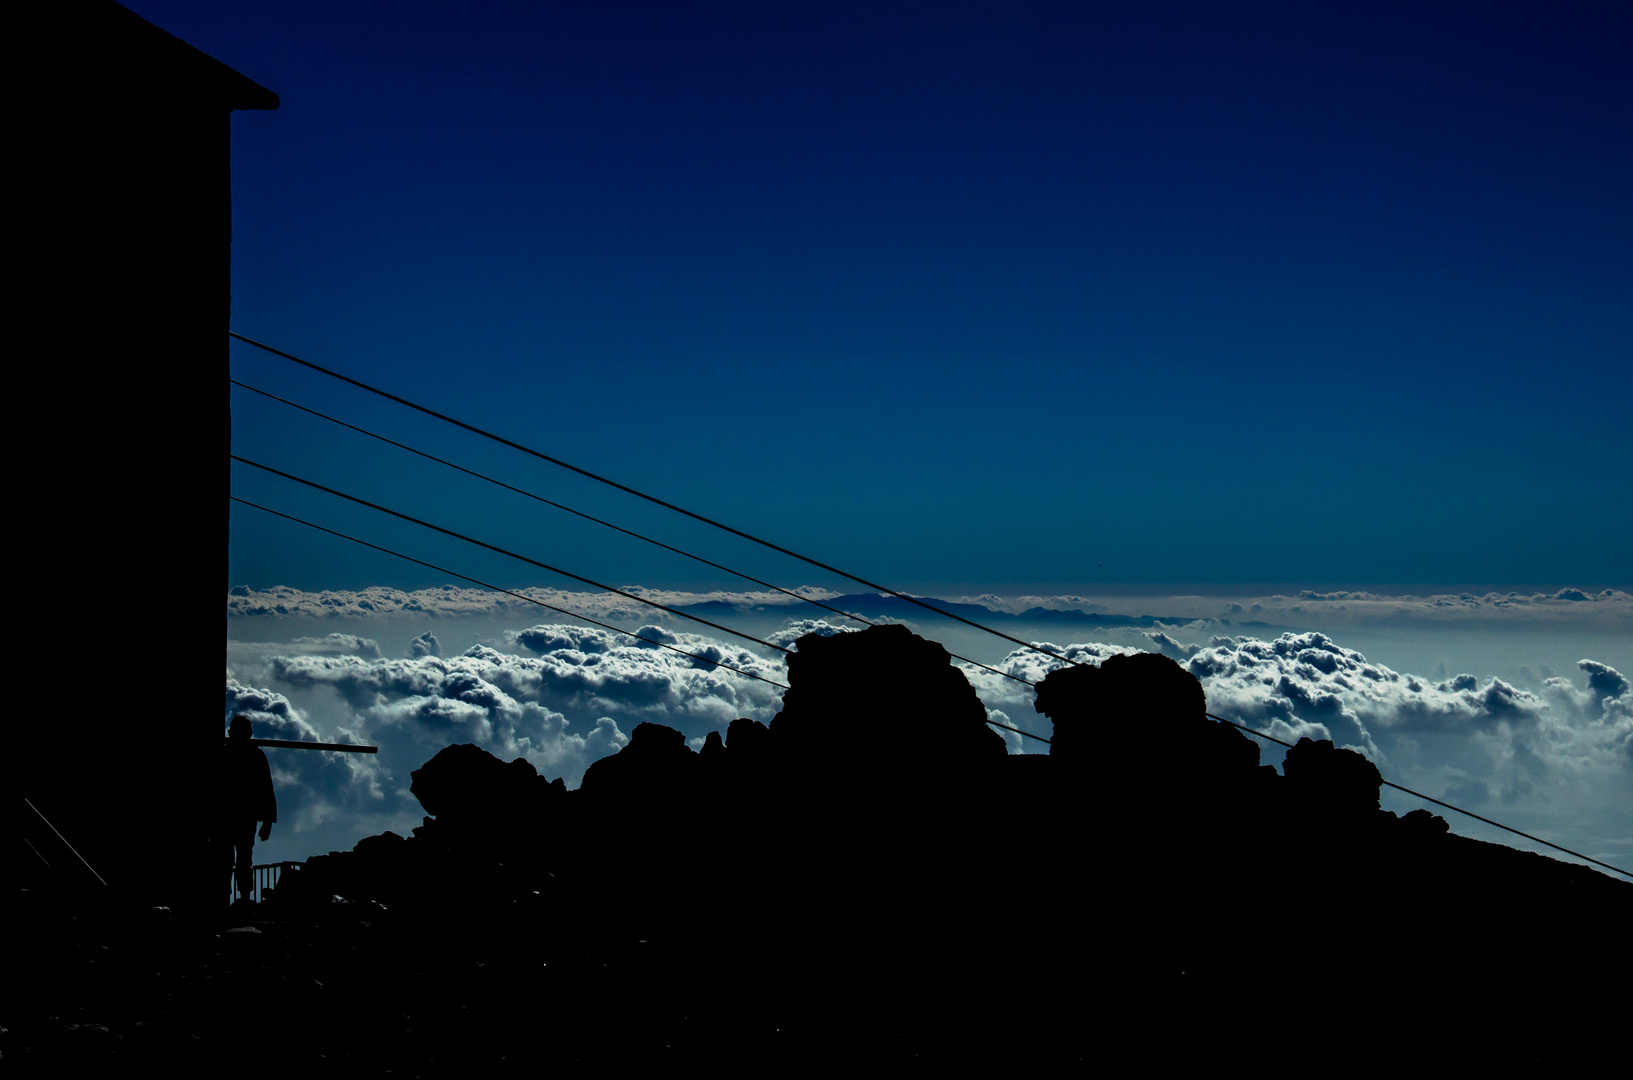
[677,591,1274,631]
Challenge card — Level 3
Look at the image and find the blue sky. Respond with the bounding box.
[154,0,1633,876]
[124,0,1628,594]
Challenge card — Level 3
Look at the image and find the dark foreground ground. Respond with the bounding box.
[7,826,1625,1077]
[10,634,1626,1074]
[8,882,1086,1075]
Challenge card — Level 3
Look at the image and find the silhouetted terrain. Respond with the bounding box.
[679,591,1272,630]
[8,625,1625,1074]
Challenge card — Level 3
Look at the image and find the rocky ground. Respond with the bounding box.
[8,626,1626,1074]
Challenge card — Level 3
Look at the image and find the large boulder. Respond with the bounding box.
[577,721,698,802]
[1033,651,1208,762]
[1282,737,1382,823]
[1031,651,1266,835]
[770,624,1005,778]
[410,743,565,834]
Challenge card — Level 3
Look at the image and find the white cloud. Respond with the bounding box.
[1185,634,1629,864]
[232,622,795,850]
[227,585,1633,643]
[226,595,1631,876]
[283,633,382,658]
[227,583,843,621]
[1201,588,1633,630]
[958,631,1631,872]
[766,618,864,650]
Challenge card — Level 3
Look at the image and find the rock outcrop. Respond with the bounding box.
[246,625,1627,1073]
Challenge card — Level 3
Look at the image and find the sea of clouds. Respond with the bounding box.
[227,586,1632,877]
[229,583,1633,629]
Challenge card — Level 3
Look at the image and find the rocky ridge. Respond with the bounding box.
[8,624,1626,1073]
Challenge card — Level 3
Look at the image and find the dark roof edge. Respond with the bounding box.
[109,1,279,111]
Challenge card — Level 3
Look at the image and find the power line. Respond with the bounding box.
[233,454,796,657]
[230,496,791,688]
[228,334,1623,876]
[236,487,1595,856]
[984,716,1046,743]
[233,462,1617,869]
[230,494,1053,743]
[230,378,872,623]
[1207,711,1632,880]
[230,330,1088,672]
[229,376,1031,690]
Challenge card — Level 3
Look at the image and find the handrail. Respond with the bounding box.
[236,860,303,904]
[23,797,109,888]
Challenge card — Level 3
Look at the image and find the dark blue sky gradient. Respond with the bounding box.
[140,1,1630,591]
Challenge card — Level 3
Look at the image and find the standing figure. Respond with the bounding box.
[224,714,277,904]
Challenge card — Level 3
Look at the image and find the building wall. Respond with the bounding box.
[13,2,273,909]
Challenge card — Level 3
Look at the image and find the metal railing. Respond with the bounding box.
[232,860,302,904]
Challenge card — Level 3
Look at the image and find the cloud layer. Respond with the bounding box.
[964,629,1631,871]
[228,601,1631,875]
[228,622,795,858]
[229,584,1632,630]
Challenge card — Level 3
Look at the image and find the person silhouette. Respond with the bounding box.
[224,714,277,904]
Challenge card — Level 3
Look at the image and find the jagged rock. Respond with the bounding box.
[410,743,565,829]
[270,832,414,911]
[1034,652,1207,759]
[42,635,1620,1077]
[578,721,698,801]
[727,716,770,758]
[248,643,1622,1080]
[1282,737,1382,820]
[698,729,728,789]
[1189,716,1261,774]
[352,830,407,864]
[1029,651,1272,852]
[1400,807,1450,837]
[1032,651,1240,796]
[1163,712,1262,805]
[770,623,1004,775]
[1031,662,1096,758]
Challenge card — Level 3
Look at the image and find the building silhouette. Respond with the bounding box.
[13,1,276,908]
